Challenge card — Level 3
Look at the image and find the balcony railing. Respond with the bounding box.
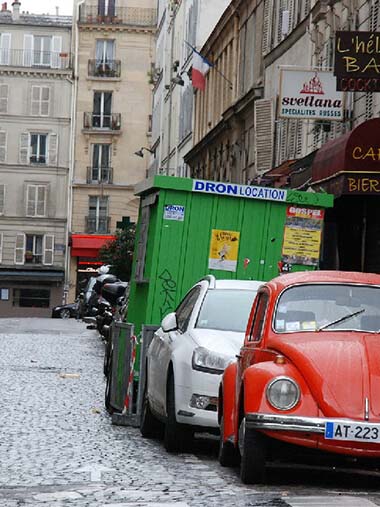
[88,59,121,78]
[85,216,111,234]
[83,112,121,131]
[79,5,157,27]
[0,49,71,69]
[87,166,113,184]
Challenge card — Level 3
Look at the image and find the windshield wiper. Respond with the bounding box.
[317,308,365,331]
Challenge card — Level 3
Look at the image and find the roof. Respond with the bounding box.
[212,280,264,291]
[268,270,380,291]
[0,11,72,27]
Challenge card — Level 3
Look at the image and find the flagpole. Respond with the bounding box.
[184,40,233,90]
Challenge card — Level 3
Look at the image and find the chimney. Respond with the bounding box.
[55,5,59,16]
[11,0,20,21]
[1,3,7,11]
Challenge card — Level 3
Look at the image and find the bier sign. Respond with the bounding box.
[335,31,380,92]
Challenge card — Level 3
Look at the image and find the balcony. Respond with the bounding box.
[79,5,157,27]
[88,59,121,78]
[85,216,111,234]
[0,49,71,70]
[87,166,113,184]
[83,112,121,132]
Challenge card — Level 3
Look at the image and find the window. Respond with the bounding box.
[25,234,43,264]
[92,144,111,182]
[88,196,109,233]
[0,288,9,300]
[30,134,47,164]
[13,288,50,308]
[26,184,47,217]
[0,84,8,113]
[14,233,54,265]
[31,86,50,116]
[0,33,11,65]
[98,0,116,17]
[249,292,269,341]
[93,91,112,128]
[176,287,201,333]
[0,232,2,263]
[23,35,62,68]
[96,39,115,64]
[0,184,4,214]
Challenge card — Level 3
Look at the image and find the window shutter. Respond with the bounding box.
[262,0,273,54]
[0,131,7,162]
[254,99,274,174]
[0,233,2,263]
[37,186,46,216]
[23,34,33,66]
[31,86,40,115]
[43,234,54,265]
[51,36,62,68]
[19,132,29,164]
[0,84,8,114]
[48,133,58,166]
[26,185,36,216]
[0,33,11,65]
[15,233,25,264]
[41,87,50,116]
[0,183,4,214]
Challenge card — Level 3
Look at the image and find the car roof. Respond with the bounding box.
[211,279,264,291]
[267,270,380,292]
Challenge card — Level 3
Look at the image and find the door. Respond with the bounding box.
[95,40,115,74]
[148,286,201,416]
[93,91,112,128]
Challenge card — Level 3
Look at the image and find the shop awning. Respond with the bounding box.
[312,118,380,185]
[0,270,64,282]
[71,234,115,258]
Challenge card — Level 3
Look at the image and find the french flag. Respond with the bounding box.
[191,50,212,91]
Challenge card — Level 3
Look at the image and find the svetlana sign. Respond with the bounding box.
[279,69,344,120]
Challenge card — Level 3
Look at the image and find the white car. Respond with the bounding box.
[140,275,263,452]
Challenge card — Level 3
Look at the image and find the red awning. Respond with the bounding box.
[312,118,380,183]
[70,234,115,258]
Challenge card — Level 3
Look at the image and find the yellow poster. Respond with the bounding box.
[208,229,240,272]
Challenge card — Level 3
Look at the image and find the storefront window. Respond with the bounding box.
[13,288,50,308]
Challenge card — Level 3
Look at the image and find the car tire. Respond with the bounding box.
[164,374,193,453]
[140,380,161,438]
[239,417,266,484]
[218,416,239,467]
[59,308,71,319]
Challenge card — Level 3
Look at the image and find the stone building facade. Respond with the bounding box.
[0,2,72,317]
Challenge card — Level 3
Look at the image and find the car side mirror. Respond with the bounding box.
[161,312,178,333]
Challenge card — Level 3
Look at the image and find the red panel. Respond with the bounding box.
[312,118,380,183]
[70,234,115,258]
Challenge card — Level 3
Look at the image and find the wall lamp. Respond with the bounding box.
[134,146,154,158]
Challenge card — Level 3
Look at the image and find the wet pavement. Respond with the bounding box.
[0,318,379,507]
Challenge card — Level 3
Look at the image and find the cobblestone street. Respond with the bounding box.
[0,318,380,507]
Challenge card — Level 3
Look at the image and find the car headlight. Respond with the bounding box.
[266,376,300,411]
[192,347,233,374]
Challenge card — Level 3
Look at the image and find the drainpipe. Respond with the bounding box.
[165,6,176,176]
[64,0,84,303]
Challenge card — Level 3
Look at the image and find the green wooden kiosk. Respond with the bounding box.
[108,175,334,417]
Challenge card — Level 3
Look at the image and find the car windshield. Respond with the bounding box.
[274,283,380,333]
[196,289,257,332]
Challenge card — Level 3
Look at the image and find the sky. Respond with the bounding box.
[17,0,73,16]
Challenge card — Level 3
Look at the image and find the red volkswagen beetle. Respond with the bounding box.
[218,271,380,484]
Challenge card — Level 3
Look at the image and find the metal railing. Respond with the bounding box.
[88,59,121,78]
[86,166,113,184]
[0,49,71,69]
[79,5,157,27]
[85,216,111,234]
[83,112,121,131]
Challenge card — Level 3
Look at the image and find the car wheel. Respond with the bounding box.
[218,416,239,467]
[59,308,71,319]
[140,379,161,438]
[239,417,266,484]
[164,374,193,453]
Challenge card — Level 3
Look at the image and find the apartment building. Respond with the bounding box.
[150,0,231,178]
[69,0,156,298]
[0,1,72,317]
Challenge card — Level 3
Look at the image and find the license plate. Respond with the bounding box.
[325,421,380,442]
